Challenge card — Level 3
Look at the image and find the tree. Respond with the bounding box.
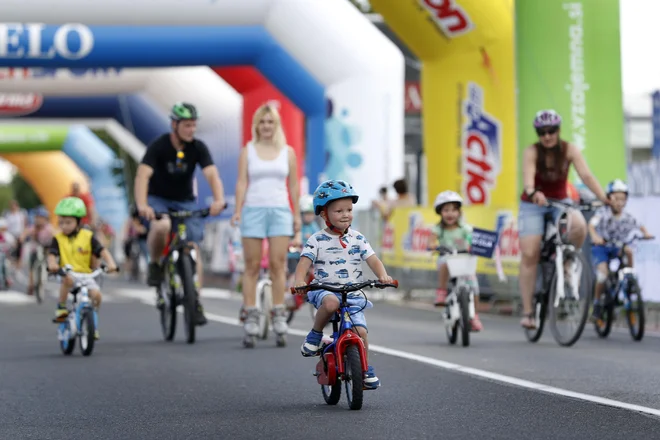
[0,185,14,212]
[10,173,42,209]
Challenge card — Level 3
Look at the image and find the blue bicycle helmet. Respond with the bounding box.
[34,206,49,218]
[312,180,359,215]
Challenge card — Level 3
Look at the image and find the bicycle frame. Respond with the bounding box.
[316,294,369,385]
[57,267,102,341]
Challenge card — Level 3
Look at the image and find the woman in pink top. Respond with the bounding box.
[21,206,54,296]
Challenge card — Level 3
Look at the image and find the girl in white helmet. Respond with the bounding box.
[430,190,483,332]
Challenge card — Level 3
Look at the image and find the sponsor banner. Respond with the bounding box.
[619,197,660,302]
[0,126,67,151]
[516,0,625,188]
[0,23,94,60]
[0,93,43,116]
[0,67,122,79]
[405,81,421,114]
[369,0,517,209]
[381,206,520,276]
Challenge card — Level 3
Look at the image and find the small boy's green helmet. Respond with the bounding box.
[54,197,87,218]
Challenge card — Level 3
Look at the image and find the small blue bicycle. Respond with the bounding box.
[53,264,112,356]
[593,235,654,341]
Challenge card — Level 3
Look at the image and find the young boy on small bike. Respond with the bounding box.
[589,179,653,321]
[294,180,393,390]
[47,197,118,339]
[430,190,483,331]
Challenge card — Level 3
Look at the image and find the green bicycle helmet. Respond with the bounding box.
[54,197,87,218]
[170,102,198,121]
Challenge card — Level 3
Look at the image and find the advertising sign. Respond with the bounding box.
[381,206,520,276]
[0,93,43,116]
[516,0,625,188]
[0,23,94,60]
[369,0,517,209]
[462,82,502,206]
[652,91,660,158]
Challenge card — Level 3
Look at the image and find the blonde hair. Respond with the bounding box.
[251,103,287,148]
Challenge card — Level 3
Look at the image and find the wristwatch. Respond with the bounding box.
[525,188,537,198]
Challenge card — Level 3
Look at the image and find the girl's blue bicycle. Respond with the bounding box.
[52,264,112,356]
[292,279,398,411]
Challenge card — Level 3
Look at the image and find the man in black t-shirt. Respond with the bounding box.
[134,102,226,326]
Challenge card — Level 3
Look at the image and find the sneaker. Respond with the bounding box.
[243,307,260,337]
[434,289,447,307]
[470,314,483,332]
[300,330,323,357]
[94,330,100,340]
[195,301,208,326]
[147,262,163,287]
[52,304,68,323]
[364,365,380,390]
[272,305,288,335]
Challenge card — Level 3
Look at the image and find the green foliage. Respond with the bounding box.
[10,173,42,209]
[0,185,14,212]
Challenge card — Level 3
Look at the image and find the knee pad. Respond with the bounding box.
[596,271,607,284]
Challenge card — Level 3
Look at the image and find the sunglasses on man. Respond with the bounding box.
[536,126,558,137]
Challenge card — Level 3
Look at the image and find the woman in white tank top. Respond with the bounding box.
[231,103,301,347]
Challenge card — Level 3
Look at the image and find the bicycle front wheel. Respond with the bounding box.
[625,277,645,341]
[549,249,592,347]
[180,255,197,344]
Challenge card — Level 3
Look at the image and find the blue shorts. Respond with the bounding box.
[148,195,204,243]
[592,245,619,266]
[240,206,293,239]
[518,199,572,237]
[307,290,373,331]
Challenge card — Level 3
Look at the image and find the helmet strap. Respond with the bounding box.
[323,207,350,248]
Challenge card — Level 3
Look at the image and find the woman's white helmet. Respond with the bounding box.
[299,194,314,213]
[434,191,463,214]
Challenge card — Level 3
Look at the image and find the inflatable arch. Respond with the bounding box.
[369,0,517,208]
[1,67,242,215]
[0,125,128,232]
[0,0,404,207]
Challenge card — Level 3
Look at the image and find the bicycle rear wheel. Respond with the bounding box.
[549,249,592,347]
[594,299,614,339]
[625,277,645,341]
[159,273,177,342]
[79,310,96,356]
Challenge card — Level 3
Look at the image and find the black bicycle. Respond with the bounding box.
[155,208,211,345]
[594,235,654,341]
[524,199,600,347]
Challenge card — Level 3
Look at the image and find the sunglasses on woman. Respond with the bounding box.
[536,126,558,137]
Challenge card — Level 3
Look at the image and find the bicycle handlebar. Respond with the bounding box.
[428,246,470,256]
[546,198,603,211]
[604,236,655,248]
[154,203,228,221]
[51,263,118,279]
[290,279,398,295]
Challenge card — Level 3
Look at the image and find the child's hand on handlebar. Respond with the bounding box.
[591,235,605,246]
[378,274,393,284]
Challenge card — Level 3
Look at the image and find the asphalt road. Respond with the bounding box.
[1,279,660,440]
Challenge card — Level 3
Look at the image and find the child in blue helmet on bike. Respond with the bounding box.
[589,179,653,321]
[294,180,393,390]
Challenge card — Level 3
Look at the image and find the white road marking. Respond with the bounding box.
[0,291,36,304]
[118,288,660,417]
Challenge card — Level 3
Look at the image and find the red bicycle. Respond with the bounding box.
[291,279,398,410]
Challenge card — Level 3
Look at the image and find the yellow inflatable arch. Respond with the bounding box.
[370,0,516,208]
[1,152,90,224]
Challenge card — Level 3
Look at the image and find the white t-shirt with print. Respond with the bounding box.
[301,229,375,294]
[590,206,639,243]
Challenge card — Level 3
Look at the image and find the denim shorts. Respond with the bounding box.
[518,198,572,237]
[592,245,619,266]
[240,206,293,239]
[148,195,204,243]
[307,290,373,331]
